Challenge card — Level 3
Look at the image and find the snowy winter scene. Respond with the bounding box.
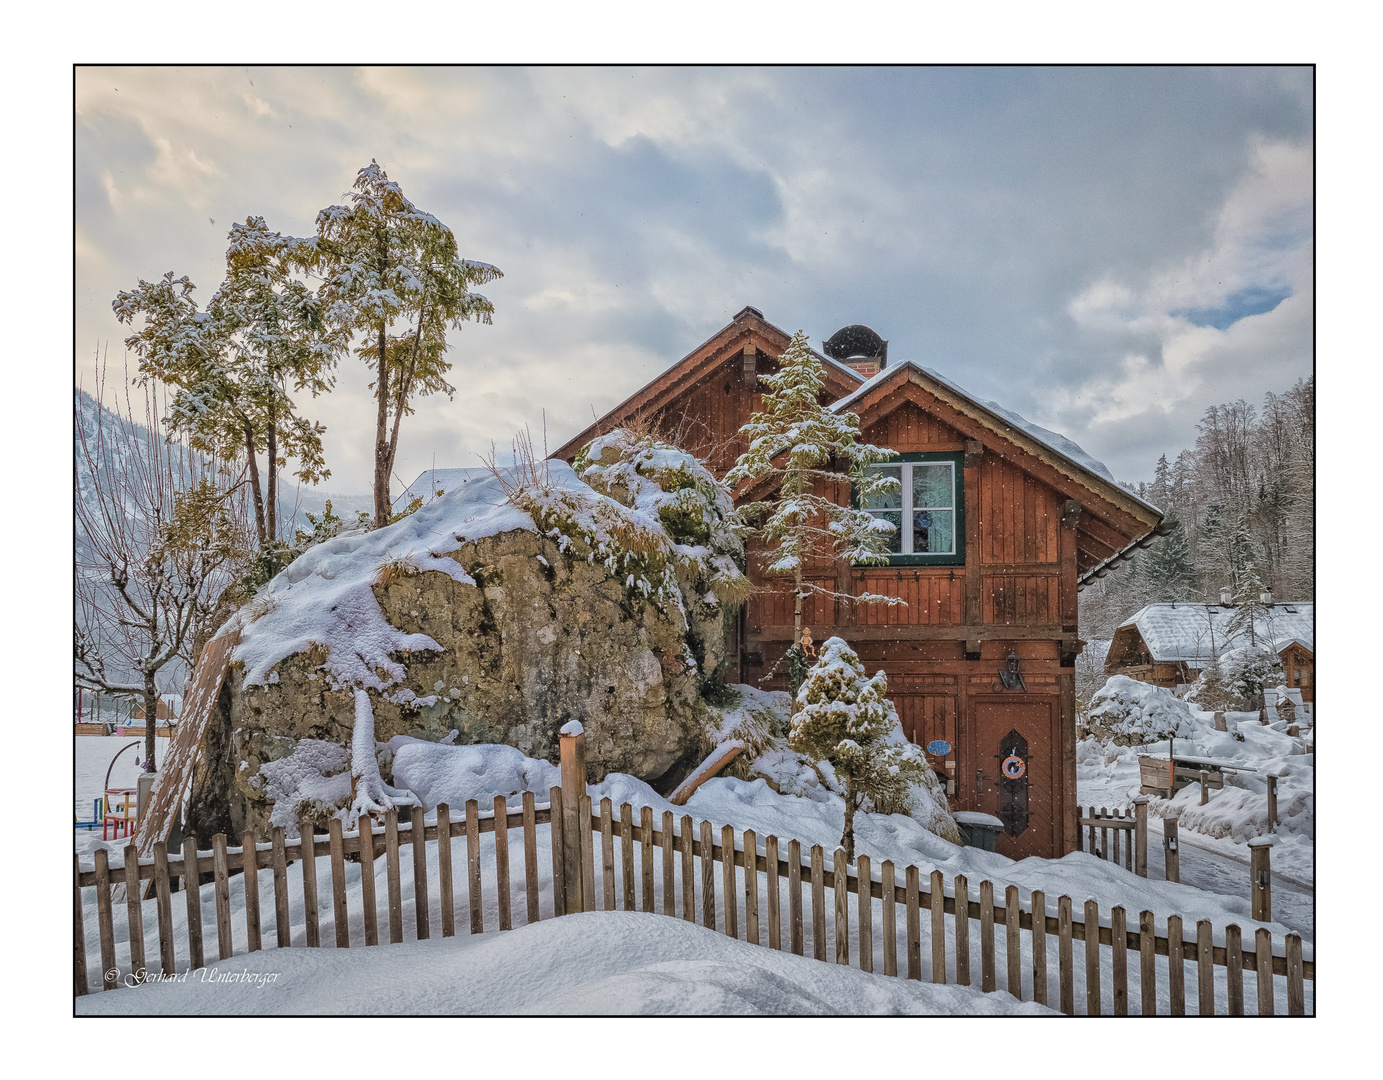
[70,62,1317,1026]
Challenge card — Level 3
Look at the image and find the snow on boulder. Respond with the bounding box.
[389,738,561,812]
[1086,675,1196,746]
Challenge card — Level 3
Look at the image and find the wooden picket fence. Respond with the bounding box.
[75,784,1313,1015]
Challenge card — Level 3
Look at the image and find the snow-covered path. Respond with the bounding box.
[1144,817,1313,939]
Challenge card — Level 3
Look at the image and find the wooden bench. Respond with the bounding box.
[1138,754,1252,798]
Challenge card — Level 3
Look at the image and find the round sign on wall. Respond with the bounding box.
[1001,755,1027,780]
[926,740,951,756]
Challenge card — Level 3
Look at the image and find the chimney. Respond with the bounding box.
[1260,590,1273,605]
[1219,586,1232,606]
[823,324,889,378]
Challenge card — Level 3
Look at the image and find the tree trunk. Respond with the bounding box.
[793,563,804,644]
[841,782,856,864]
[373,325,391,529]
[266,412,277,544]
[244,421,266,546]
[384,310,426,495]
[142,670,158,772]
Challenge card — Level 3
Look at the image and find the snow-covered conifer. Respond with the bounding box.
[724,331,900,683]
[788,637,932,862]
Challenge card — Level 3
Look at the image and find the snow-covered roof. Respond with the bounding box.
[830,360,1161,515]
[1117,602,1315,664]
[392,468,491,514]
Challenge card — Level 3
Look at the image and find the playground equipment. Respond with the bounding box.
[94,742,143,840]
[74,799,103,831]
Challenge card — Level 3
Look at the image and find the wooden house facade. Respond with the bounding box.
[555,307,1164,859]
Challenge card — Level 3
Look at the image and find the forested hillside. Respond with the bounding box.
[1079,376,1314,643]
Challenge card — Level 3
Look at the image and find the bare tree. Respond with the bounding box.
[75,358,251,771]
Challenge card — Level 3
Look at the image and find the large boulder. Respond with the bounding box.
[187,449,749,841]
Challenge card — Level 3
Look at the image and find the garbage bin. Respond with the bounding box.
[953,811,1004,851]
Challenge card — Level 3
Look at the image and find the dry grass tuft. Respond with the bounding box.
[374,554,420,589]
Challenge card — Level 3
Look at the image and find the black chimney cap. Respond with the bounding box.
[823,324,888,365]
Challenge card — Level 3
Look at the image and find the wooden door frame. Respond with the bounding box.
[965,693,1061,859]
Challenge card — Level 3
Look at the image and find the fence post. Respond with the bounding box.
[1132,796,1148,878]
[1249,837,1273,922]
[1266,774,1278,831]
[559,724,587,913]
[1164,813,1180,883]
[1199,769,1210,805]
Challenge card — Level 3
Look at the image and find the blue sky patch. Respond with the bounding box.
[1172,284,1292,330]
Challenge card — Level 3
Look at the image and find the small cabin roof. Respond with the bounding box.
[1114,602,1316,664]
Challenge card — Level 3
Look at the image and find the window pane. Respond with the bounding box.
[862,465,902,510]
[913,463,953,508]
[913,508,953,554]
[870,510,903,553]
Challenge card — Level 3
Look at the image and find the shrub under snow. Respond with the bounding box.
[1086,675,1196,746]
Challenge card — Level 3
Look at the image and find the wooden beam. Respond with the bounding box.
[747,623,1076,643]
[964,440,982,625]
[1059,499,1080,632]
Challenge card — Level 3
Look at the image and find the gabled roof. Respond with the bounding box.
[1114,602,1316,664]
[551,306,862,462]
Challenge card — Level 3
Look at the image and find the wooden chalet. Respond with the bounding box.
[1105,601,1315,703]
[554,306,1165,858]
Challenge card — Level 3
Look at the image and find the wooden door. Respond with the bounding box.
[970,698,1059,860]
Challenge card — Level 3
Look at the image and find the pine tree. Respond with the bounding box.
[788,637,930,862]
[725,330,900,685]
[303,161,503,528]
[1139,518,1197,601]
[1225,560,1271,648]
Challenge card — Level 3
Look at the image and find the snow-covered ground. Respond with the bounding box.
[78,734,1312,1014]
[75,911,1051,1016]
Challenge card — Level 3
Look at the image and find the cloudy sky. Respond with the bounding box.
[75,65,1313,497]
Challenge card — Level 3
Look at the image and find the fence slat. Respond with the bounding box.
[123,841,146,977]
[153,842,175,975]
[466,800,484,934]
[1031,890,1047,1007]
[242,831,261,954]
[640,805,655,915]
[437,804,455,937]
[329,818,349,948]
[721,824,737,938]
[700,819,717,930]
[299,819,320,948]
[75,854,89,995]
[271,827,291,949]
[525,792,541,925]
[954,874,970,987]
[212,834,233,960]
[94,849,117,990]
[930,869,945,984]
[1196,918,1214,1016]
[834,848,849,965]
[621,803,637,912]
[1226,924,1243,1015]
[1140,910,1156,1015]
[766,835,782,951]
[905,865,921,981]
[857,854,872,974]
[181,837,203,971]
[1111,905,1127,1015]
[494,795,511,931]
[358,816,378,946]
[601,798,616,912]
[744,829,760,946]
[662,809,676,917]
[580,796,596,913]
[1005,885,1021,1000]
[385,810,403,945]
[1286,934,1304,1015]
[1058,895,1074,1015]
[811,845,826,962]
[979,880,995,993]
[881,860,897,977]
[1085,899,1101,1016]
[1168,915,1185,1015]
[788,839,803,955]
[412,806,431,939]
[1256,927,1274,1016]
[550,788,567,918]
[679,815,694,922]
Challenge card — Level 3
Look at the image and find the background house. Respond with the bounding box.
[1104,601,1314,701]
[555,307,1165,858]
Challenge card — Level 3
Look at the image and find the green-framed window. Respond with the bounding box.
[856,451,965,566]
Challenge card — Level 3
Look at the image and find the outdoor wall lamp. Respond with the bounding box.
[998,651,1027,691]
